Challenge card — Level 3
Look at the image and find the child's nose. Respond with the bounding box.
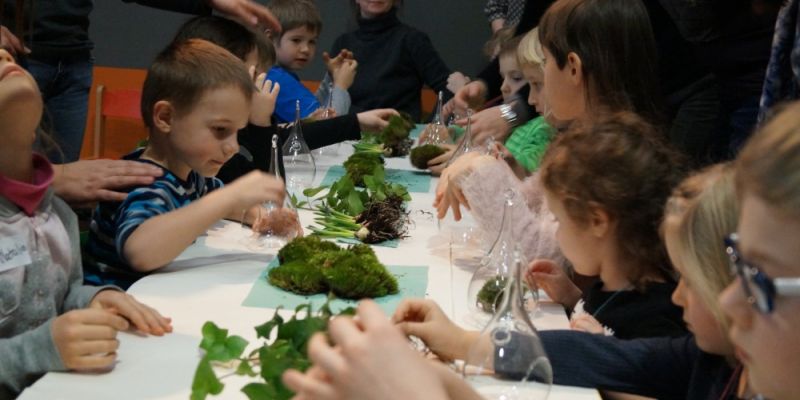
[0,49,15,64]
[222,136,239,158]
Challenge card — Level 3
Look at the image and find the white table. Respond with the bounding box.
[22,144,599,400]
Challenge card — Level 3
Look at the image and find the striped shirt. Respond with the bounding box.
[85,149,223,288]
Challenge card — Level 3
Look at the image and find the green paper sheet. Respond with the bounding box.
[336,237,400,248]
[321,165,431,193]
[242,259,429,314]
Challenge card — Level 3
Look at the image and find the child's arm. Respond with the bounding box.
[121,171,284,272]
[268,67,321,123]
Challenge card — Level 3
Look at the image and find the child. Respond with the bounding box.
[170,15,399,184]
[288,163,745,400]
[266,0,356,123]
[86,40,288,289]
[330,0,452,121]
[0,49,172,397]
[720,101,800,400]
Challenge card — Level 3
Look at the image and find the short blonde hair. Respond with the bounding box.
[664,164,738,331]
[737,101,800,217]
[517,27,544,68]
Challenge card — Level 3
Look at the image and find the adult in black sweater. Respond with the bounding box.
[330,6,451,122]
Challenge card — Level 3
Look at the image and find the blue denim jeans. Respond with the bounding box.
[25,57,93,163]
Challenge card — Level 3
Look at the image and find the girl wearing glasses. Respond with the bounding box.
[719,101,800,400]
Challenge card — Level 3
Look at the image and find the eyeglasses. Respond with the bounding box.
[724,233,800,313]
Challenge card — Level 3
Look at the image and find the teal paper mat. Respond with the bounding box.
[336,237,399,248]
[321,165,431,193]
[242,259,428,314]
[410,124,425,139]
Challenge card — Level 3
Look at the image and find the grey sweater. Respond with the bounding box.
[0,189,111,398]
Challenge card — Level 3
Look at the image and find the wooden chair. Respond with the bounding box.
[92,85,143,158]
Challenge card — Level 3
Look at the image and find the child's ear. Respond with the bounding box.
[265,29,274,40]
[566,52,583,85]
[152,100,174,134]
[587,204,612,239]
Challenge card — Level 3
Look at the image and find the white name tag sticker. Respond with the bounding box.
[0,237,31,273]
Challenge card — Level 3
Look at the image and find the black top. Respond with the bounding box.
[582,280,687,339]
[496,332,740,400]
[330,8,451,121]
[216,113,362,184]
[1,0,211,60]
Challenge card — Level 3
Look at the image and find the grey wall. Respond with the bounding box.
[90,1,492,80]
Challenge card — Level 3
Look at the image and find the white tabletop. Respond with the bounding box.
[22,143,599,400]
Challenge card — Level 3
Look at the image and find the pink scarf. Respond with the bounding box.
[0,154,55,216]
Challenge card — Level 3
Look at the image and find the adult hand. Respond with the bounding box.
[453,80,488,113]
[392,298,476,361]
[526,259,583,309]
[250,69,280,127]
[446,71,470,95]
[356,108,399,131]
[0,26,29,56]
[51,308,130,371]
[282,300,451,400]
[52,159,163,207]
[89,290,172,336]
[456,105,511,145]
[208,0,281,33]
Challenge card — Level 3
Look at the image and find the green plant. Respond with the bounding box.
[268,239,399,299]
[190,303,354,400]
[409,144,446,169]
[343,151,384,187]
[357,113,415,157]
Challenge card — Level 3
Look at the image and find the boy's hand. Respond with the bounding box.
[322,49,354,74]
[446,71,470,95]
[51,309,129,371]
[332,59,357,90]
[392,299,475,361]
[224,170,286,212]
[250,68,280,127]
[356,108,399,131]
[526,259,583,309]
[90,290,172,336]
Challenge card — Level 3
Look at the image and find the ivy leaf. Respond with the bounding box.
[200,322,249,362]
[235,359,257,377]
[255,309,284,339]
[302,186,328,197]
[241,382,277,400]
[191,357,224,400]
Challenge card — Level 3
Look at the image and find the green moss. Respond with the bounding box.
[344,152,384,186]
[277,236,339,264]
[321,252,399,299]
[270,238,398,300]
[476,276,508,312]
[267,260,326,295]
[409,144,446,169]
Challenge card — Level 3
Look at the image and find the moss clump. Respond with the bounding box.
[268,260,326,295]
[344,152,384,186]
[269,238,399,300]
[476,276,508,312]
[277,236,340,264]
[409,144,446,169]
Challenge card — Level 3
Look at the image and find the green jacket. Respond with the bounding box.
[504,116,555,172]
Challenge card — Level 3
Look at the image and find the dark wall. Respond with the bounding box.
[90,1,492,80]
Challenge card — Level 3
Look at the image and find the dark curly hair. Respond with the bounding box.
[540,112,687,288]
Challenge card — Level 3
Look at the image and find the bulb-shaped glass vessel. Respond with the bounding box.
[244,134,302,249]
[282,100,317,199]
[467,189,520,318]
[421,91,449,145]
[313,82,339,157]
[445,108,477,167]
[462,249,553,400]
